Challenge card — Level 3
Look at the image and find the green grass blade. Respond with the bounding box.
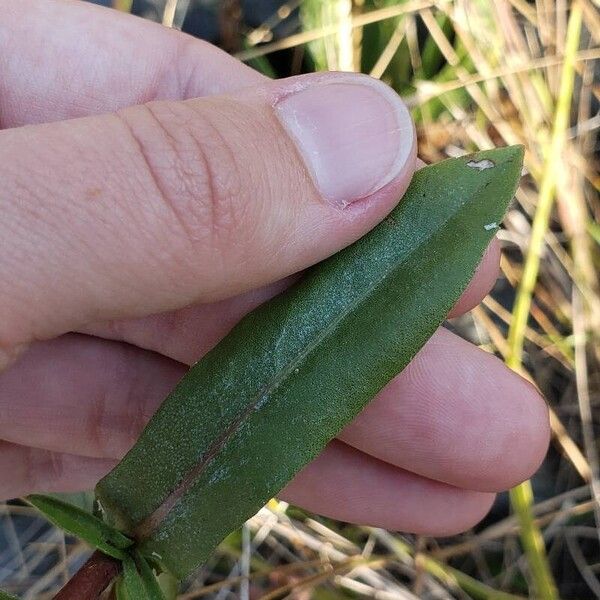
[420,11,452,79]
[242,38,276,78]
[506,4,582,599]
[0,591,20,600]
[300,0,332,71]
[361,0,411,90]
[509,482,557,599]
[113,0,133,12]
[588,220,600,246]
[301,0,353,71]
[97,146,524,578]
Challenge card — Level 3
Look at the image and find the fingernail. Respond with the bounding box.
[275,76,414,207]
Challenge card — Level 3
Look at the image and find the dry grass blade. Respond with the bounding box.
[235,0,433,61]
[406,48,600,106]
[162,0,179,27]
[573,289,600,536]
[369,17,408,79]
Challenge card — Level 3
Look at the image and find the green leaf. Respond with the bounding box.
[119,552,166,600]
[26,494,133,559]
[114,577,127,600]
[49,491,95,513]
[157,572,179,600]
[97,147,524,578]
[0,590,20,600]
[134,551,166,600]
[121,556,146,600]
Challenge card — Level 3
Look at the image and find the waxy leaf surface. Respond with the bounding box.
[26,494,132,559]
[97,147,524,578]
[121,556,146,600]
[134,551,167,600]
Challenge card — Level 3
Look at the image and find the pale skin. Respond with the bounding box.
[0,0,550,535]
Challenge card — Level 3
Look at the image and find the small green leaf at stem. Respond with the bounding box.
[114,576,127,600]
[121,556,147,600]
[0,590,20,599]
[157,573,179,600]
[26,494,132,560]
[134,551,166,599]
[97,147,524,579]
[116,553,166,600]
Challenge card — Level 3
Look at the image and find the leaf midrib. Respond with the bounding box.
[134,179,485,540]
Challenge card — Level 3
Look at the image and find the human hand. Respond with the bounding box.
[0,0,549,535]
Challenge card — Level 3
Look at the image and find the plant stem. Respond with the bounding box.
[506,3,583,599]
[54,551,121,600]
[508,483,557,599]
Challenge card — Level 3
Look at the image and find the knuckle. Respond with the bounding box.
[116,101,246,260]
[45,450,65,485]
[88,346,138,459]
[121,363,154,456]
[87,344,153,459]
[0,338,28,373]
[87,383,114,459]
[0,295,32,373]
[25,446,64,492]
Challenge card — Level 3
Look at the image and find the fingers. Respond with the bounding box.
[82,277,301,365]
[0,0,264,127]
[0,439,493,535]
[83,239,499,365]
[0,441,115,501]
[0,330,549,492]
[338,327,550,491]
[281,441,495,535]
[0,72,416,363]
[0,335,184,460]
[448,237,500,318]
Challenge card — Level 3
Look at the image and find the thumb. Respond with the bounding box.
[0,72,416,364]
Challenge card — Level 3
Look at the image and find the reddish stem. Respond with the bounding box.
[54,551,121,599]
